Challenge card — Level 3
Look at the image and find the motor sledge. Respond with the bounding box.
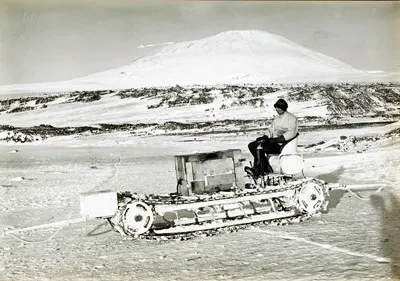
[80,146,338,240]
[1,142,383,242]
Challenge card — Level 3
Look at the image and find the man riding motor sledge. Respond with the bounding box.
[246,98,299,176]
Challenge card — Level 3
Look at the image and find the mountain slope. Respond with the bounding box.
[75,30,363,87]
[1,29,390,95]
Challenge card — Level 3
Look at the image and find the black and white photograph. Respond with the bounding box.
[0,1,399,280]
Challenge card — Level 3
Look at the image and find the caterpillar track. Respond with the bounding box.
[78,149,356,240]
[105,175,329,240]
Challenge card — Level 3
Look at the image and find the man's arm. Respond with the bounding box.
[266,121,274,138]
[256,121,274,142]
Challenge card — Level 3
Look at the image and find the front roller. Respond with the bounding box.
[295,181,327,215]
[121,201,154,236]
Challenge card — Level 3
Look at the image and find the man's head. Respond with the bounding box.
[274,99,288,115]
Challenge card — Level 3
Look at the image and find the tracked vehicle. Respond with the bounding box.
[1,139,383,242]
[80,141,338,239]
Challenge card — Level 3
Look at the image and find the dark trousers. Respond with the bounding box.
[248,139,281,173]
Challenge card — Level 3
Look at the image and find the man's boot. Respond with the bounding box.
[244,160,261,177]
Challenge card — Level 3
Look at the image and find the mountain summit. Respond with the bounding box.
[76,29,363,87]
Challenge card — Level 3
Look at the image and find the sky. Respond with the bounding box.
[0,0,399,85]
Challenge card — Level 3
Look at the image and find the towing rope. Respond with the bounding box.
[5,226,64,244]
[343,187,370,201]
[341,184,385,201]
[256,229,391,264]
[92,154,121,190]
[4,154,121,243]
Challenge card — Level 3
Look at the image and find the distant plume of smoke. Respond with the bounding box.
[138,42,174,49]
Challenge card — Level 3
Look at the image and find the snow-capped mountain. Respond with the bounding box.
[1,29,394,95]
[75,30,363,87]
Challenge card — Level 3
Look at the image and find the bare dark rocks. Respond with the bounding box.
[0,82,398,143]
[8,106,36,113]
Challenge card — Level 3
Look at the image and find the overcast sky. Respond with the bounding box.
[0,0,399,85]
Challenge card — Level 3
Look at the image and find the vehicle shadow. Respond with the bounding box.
[315,166,346,211]
[370,193,400,279]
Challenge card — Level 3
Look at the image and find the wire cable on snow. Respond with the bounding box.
[255,229,391,264]
[4,155,122,243]
[334,183,385,201]
[92,153,122,190]
[86,221,112,237]
[342,186,370,201]
[5,226,64,244]
[2,218,84,243]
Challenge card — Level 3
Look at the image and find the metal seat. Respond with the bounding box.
[268,133,303,175]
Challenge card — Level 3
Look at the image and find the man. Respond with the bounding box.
[246,98,298,176]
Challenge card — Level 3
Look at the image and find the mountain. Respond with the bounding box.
[74,30,363,87]
[0,30,395,95]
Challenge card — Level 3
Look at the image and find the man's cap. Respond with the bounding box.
[274,99,288,111]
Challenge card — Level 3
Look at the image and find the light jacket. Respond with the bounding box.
[267,111,298,142]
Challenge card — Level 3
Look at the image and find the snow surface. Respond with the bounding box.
[1,102,400,281]
[0,123,399,281]
[0,30,398,95]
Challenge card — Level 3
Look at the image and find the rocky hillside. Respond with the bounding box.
[0,82,399,143]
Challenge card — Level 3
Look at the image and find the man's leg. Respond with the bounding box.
[262,143,282,174]
[263,143,282,155]
[248,140,259,162]
[247,140,265,176]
